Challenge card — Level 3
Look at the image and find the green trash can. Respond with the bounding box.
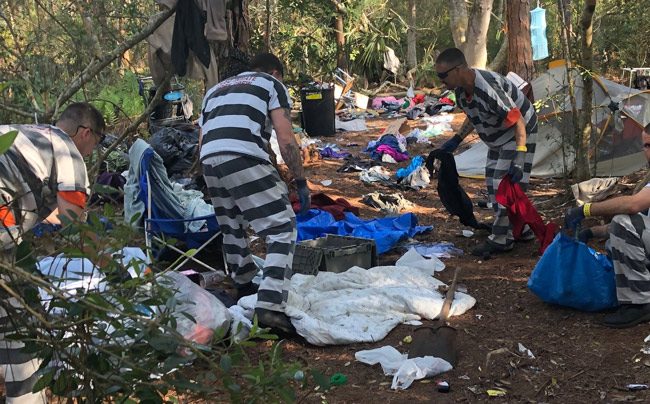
[300,87,335,137]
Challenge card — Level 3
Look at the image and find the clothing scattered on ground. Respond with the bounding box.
[495,175,558,254]
[337,156,381,173]
[426,149,490,231]
[297,210,431,254]
[360,166,392,184]
[366,134,408,162]
[571,177,619,206]
[320,146,351,159]
[361,192,415,215]
[401,165,430,189]
[396,156,425,180]
[235,250,475,345]
[290,192,359,221]
[402,242,464,259]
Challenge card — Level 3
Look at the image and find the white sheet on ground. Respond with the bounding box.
[236,255,476,345]
[355,346,453,390]
[37,248,231,344]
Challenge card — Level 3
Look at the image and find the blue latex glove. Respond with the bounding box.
[296,179,311,215]
[440,134,463,153]
[508,151,526,183]
[564,207,585,232]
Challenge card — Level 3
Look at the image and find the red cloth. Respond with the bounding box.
[412,93,425,105]
[290,192,359,220]
[496,175,558,254]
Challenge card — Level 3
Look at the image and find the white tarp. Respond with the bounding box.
[237,250,476,345]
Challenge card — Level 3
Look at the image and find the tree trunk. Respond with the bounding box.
[576,0,597,181]
[488,34,508,73]
[264,0,271,52]
[464,0,494,68]
[448,0,468,50]
[334,12,347,70]
[406,0,417,69]
[557,0,581,180]
[506,0,534,82]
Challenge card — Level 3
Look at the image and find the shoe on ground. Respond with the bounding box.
[517,229,536,242]
[601,303,650,328]
[235,281,259,300]
[255,308,296,335]
[471,239,513,257]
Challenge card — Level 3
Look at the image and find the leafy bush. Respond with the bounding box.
[92,71,145,126]
[1,209,310,402]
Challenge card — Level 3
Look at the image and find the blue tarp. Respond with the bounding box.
[297,209,432,254]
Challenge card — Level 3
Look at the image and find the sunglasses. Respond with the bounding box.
[77,125,106,145]
[437,64,461,79]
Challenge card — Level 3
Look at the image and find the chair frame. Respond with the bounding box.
[143,167,226,274]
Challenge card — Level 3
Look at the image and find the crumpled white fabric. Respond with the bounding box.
[403,165,430,189]
[235,256,476,345]
[396,247,445,272]
[360,166,391,183]
[355,346,453,390]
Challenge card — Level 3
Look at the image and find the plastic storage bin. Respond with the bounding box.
[300,87,335,137]
[292,235,377,275]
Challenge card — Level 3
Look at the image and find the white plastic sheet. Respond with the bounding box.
[355,346,453,390]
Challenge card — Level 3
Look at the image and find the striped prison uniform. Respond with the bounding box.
[0,124,89,403]
[200,72,296,312]
[455,69,538,247]
[607,204,650,304]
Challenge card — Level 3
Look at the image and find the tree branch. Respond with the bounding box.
[50,6,176,121]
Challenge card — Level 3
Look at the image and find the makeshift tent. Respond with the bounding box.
[455,64,650,178]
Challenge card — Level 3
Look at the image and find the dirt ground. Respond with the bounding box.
[272,114,650,403]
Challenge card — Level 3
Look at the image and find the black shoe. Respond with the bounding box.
[471,239,513,257]
[517,229,536,242]
[235,282,259,300]
[255,308,296,335]
[601,304,650,328]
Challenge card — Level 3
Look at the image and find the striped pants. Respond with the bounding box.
[0,251,47,403]
[202,154,296,313]
[485,131,537,246]
[607,214,650,304]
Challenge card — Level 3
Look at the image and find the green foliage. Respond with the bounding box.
[0,210,310,402]
[0,130,18,154]
[91,72,145,126]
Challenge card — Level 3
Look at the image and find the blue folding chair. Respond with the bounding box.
[138,147,224,273]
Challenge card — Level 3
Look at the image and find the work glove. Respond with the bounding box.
[296,178,311,216]
[440,134,463,154]
[577,228,594,243]
[564,206,585,232]
[508,150,526,183]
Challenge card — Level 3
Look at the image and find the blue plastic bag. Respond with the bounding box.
[528,233,617,311]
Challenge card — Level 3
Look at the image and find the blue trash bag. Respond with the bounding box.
[527,232,617,311]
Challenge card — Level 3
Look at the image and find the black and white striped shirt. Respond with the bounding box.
[0,124,89,245]
[456,69,538,148]
[199,71,292,162]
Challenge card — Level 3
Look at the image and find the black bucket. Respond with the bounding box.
[300,87,335,137]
